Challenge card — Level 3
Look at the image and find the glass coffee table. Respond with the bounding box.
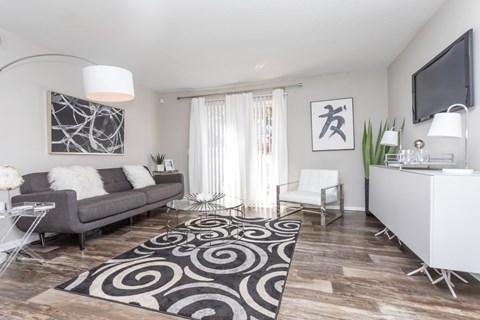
[166,196,245,249]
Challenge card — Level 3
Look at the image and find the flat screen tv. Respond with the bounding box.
[412,29,473,123]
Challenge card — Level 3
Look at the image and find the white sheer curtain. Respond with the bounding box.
[223,93,259,204]
[188,90,288,207]
[269,88,288,203]
[206,99,225,193]
[188,97,209,193]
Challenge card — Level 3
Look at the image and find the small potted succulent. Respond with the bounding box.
[150,153,166,171]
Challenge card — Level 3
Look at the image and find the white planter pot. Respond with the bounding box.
[156,164,165,172]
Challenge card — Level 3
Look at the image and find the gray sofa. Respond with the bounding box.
[12,167,184,250]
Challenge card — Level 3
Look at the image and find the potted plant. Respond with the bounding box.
[362,119,403,216]
[150,153,166,171]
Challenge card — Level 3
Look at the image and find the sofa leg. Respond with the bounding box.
[128,217,134,226]
[147,211,151,217]
[39,233,46,247]
[78,233,86,250]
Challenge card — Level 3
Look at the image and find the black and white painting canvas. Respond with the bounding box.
[48,91,124,154]
[311,97,354,151]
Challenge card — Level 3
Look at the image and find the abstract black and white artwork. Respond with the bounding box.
[311,97,354,151]
[48,91,124,154]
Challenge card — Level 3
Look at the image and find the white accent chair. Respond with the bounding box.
[276,169,344,226]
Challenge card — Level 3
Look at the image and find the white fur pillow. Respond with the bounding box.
[122,165,155,189]
[48,166,108,200]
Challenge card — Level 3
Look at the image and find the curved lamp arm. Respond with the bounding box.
[447,104,468,169]
[0,54,96,73]
[0,53,134,102]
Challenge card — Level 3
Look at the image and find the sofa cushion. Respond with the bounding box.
[98,168,133,193]
[48,166,108,200]
[78,191,147,223]
[122,165,155,189]
[20,172,51,194]
[137,183,183,204]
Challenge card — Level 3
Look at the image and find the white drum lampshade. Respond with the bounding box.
[82,65,135,102]
[427,112,462,138]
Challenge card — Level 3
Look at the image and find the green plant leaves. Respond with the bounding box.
[150,153,166,164]
[362,118,404,178]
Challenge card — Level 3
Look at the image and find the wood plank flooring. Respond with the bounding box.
[1,208,479,319]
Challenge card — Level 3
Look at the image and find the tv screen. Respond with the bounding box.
[412,29,473,123]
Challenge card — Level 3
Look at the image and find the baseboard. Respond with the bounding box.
[327,205,365,212]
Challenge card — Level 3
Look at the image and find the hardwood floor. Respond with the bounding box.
[1,208,480,319]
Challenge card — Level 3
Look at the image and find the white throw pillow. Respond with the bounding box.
[48,166,108,200]
[122,165,155,189]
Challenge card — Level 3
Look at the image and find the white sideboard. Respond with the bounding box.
[370,165,480,274]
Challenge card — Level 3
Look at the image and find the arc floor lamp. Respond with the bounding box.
[0,54,135,210]
[0,53,135,102]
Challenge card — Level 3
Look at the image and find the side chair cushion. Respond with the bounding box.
[280,169,340,206]
[280,190,338,206]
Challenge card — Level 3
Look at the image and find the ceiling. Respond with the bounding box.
[0,0,445,93]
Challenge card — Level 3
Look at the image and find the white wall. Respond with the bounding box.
[387,0,480,281]
[158,69,388,210]
[388,0,480,169]
[0,28,160,247]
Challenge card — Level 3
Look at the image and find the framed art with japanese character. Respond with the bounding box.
[310,97,354,151]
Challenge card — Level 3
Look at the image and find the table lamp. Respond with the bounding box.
[0,165,24,211]
[380,127,403,150]
[427,103,473,174]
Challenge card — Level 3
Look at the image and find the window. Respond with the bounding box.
[189,89,287,207]
[203,95,273,206]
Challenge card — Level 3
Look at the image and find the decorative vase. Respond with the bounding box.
[364,177,373,216]
[156,164,165,172]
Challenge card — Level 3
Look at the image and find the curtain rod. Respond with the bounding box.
[176,82,302,100]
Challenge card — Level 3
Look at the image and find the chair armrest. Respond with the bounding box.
[276,181,299,188]
[11,190,81,234]
[320,183,344,212]
[321,182,344,191]
[153,173,184,185]
[276,181,300,211]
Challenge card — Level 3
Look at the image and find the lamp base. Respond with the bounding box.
[442,168,474,175]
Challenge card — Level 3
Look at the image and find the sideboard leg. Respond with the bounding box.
[432,269,457,298]
[407,262,433,282]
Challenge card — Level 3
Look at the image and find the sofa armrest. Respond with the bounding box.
[153,173,184,185]
[11,190,81,234]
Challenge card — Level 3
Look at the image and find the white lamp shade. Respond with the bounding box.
[380,130,399,146]
[82,65,135,102]
[427,112,462,138]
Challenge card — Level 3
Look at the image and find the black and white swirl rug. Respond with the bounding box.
[57,217,301,320]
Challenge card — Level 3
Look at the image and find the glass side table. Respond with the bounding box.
[0,202,55,278]
[166,196,245,249]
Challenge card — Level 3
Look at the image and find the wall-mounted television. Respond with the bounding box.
[412,29,474,123]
